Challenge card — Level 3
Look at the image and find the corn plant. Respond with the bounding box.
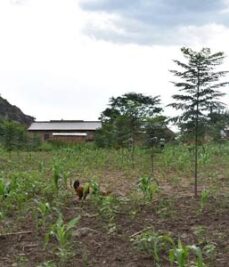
[199,149,211,166]
[193,226,216,262]
[138,176,159,202]
[38,160,45,173]
[52,159,69,191]
[35,200,51,228]
[52,161,63,191]
[2,171,44,211]
[87,179,102,206]
[98,196,115,219]
[89,179,101,197]
[0,178,10,199]
[88,179,117,232]
[45,214,80,263]
[0,176,26,211]
[161,145,192,172]
[190,245,205,267]
[98,195,118,233]
[131,230,174,266]
[169,240,205,267]
[199,189,210,212]
[169,240,189,267]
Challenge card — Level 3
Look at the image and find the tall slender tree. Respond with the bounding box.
[168,47,229,197]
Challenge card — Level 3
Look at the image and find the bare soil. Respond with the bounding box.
[0,193,228,267]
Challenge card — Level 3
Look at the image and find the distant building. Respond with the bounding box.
[28,120,101,143]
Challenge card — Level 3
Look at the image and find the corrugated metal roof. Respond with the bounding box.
[28,121,102,131]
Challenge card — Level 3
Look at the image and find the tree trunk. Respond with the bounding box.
[194,69,200,198]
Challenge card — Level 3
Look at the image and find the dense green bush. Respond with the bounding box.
[0,120,41,151]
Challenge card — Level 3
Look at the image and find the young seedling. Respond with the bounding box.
[89,179,118,233]
[131,229,174,266]
[45,214,80,263]
[89,179,101,197]
[169,240,205,267]
[35,200,51,229]
[0,178,11,199]
[199,189,210,212]
[138,176,159,202]
[189,245,205,267]
[52,161,63,191]
[98,195,118,233]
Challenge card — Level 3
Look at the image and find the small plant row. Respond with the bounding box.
[131,228,209,267]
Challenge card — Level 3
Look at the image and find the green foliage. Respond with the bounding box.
[0,178,11,198]
[89,179,118,232]
[98,196,117,221]
[52,158,69,191]
[37,201,51,217]
[0,171,46,212]
[28,133,42,150]
[0,119,42,151]
[131,229,174,266]
[0,120,28,151]
[138,176,159,202]
[102,92,162,122]
[199,189,210,212]
[169,47,228,197]
[169,47,228,137]
[207,110,229,142]
[89,179,101,196]
[169,240,205,267]
[45,214,80,262]
[192,225,217,261]
[35,200,51,228]
[96,92,163,148]
[144,116,171,145]
[169,240,189,267]
[38,141,55,151]
[160,145,192,171]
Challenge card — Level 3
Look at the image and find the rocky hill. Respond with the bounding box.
[0,96,34,126]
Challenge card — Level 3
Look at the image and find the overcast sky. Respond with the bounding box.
[0,0,229,121]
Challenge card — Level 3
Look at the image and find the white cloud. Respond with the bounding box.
[176,23,229,48]
[80,0,229,45]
